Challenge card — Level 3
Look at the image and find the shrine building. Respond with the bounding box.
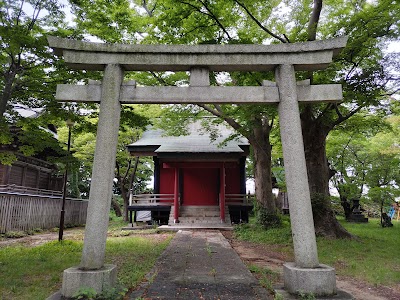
[126,122,253,227]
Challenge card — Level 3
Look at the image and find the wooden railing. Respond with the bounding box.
[128,193,254,206]
[225,194,255,205]
[0,185,63,197]
[129,194,174,206]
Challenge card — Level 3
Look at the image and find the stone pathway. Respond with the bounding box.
[129,230,271,300]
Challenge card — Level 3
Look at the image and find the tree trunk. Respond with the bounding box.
[1,69,17,117]
[122,157,140,222]
[120,183,130,222]
[250,117,280,227]
[340,195,352,220]
[301,110,352,238]
[111,196,122,217]
[252,122,275,213]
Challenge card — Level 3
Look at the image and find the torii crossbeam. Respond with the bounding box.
[48,36,347,298]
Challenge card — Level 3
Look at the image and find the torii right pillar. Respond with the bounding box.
[275,64,336,296]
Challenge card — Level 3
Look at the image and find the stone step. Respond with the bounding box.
[179,206,220,211]
[169,212,230,218]
[178,216,222,222]
[180,211,221,217]
[168,206,231,225]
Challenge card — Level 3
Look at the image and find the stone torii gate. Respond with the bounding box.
[48,36,347,297]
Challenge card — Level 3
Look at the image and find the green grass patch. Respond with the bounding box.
[0,240,82,300]
[234,216,400,287]
[248,264,280,293]
[0,224,173,300]
[234,216,293,256]
[318,219,400,286]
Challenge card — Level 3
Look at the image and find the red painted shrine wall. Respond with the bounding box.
[159,168,175,195]
[159,162,242,206]
[183,168,219,205]
[225,165,241,194]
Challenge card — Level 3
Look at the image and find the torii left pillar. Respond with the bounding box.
[62,64,123,297]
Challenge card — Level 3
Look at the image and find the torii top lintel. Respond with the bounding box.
[47,36,347,72]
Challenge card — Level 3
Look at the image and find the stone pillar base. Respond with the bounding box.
[283,262,336,296]
[62,264,117,298]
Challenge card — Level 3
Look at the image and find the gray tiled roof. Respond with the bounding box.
[129,122,248,153]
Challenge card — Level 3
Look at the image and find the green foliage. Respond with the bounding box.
[310,193,332,220]
[26,228,43,236]
[327,110,400,215]
[255,207,282,229]
[298,291,316,300]
[248,264,279,294]
[4,231,26,238]
[0,151,16,165]
[73,287,97,299]
[0,0,89,119]
[56,105,156,199]
[234,217,292,246]
[72,285,127,300]
[274,292,284,300]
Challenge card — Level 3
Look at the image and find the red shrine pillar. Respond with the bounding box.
[173,167,179,223]
[220,163,226,223]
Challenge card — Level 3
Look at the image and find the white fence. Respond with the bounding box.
[0,192,88,233]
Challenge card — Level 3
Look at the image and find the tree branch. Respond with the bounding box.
[198,104,244,132]
[142,0,155,17]
[332,105,363,128]
[123,159,132,182]
[316,103,334,122]
[15,0,25,26]
[198,0,232,39]
[150,71,174,86]
[233,0,289,43]
[128,157,140,194]
[307,0,323,41]
[180,0,232,39]
[116,161,121,181]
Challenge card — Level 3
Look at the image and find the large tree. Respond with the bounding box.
[0,0,74,118]
[0,0,95,168]
[297,0,399,236]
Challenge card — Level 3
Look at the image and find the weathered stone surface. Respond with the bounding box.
[190,67,210,86]
[56,83,342,104]
[276,64,319,269]
[61,264,117,298]
[283,263,337,296]
[80,64,123,270]
[47,36,347,72]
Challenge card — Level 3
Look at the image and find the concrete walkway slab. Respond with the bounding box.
[129,230,271,300]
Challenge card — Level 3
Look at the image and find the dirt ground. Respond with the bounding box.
[0,230,84,247]
[222,231,400,300]
[0,227,168,248]
[2,229,399,300]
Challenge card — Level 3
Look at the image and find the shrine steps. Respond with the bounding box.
[167,205,231,227]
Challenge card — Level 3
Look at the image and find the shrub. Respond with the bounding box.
[253,201,282,229]
[4,231,26,238]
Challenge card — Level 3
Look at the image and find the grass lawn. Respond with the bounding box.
[0,220,173,300]
[234,216,400,287]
